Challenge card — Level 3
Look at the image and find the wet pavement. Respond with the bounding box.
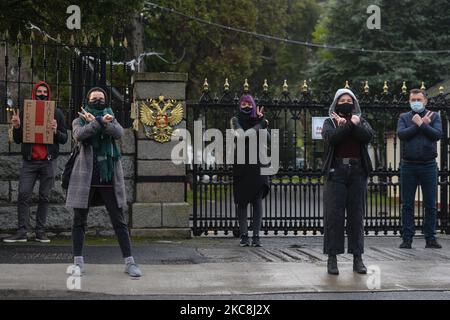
[0,236,449,299]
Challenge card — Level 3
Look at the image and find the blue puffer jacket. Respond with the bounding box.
[397,109,443,162]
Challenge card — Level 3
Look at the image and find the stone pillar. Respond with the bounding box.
[131,73,191,238]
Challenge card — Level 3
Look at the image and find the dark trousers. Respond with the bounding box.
[18,160,56,234]
[237,189,263,237]
[323,162,367,255]
[400,161,438,242]
[72,187,132,258]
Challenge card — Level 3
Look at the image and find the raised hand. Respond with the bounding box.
[351,115,361,125]
[332,112,347,126]
[10,109,20,129]
[412,114,424,127]
[257,106,265,118]
[422,111,433,125]
[102,114,114,124]
[78,107,95,122]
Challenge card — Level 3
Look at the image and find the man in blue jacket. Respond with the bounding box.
[397,89,443,249]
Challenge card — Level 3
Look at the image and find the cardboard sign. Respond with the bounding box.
[22,99,55,144]
[312,117,329,140]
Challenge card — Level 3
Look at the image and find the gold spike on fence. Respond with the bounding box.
[383,81,389,93]
[302,80,308,93]
[224,78,230,91]
[402,82,408,93]
[243,79,249,92]
[263,79,269,92]
[282,80,288,92]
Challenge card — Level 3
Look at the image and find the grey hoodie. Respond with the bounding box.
[321,89,374,176]
[329,88,362,118]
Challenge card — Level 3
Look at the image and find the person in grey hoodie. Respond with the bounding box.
[321,89,374,275]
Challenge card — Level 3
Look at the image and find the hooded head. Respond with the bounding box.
[32,81,51,101]
[239,94,257,118]
[86,87,108,110]
[328,88,361,118]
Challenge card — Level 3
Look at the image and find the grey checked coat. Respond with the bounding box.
[65,117,127,209]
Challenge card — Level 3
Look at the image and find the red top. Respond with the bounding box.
[31,81,52,160]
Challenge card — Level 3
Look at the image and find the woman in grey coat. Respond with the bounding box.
[66,87,141,278]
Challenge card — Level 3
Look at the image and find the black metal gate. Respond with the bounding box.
[187,80,450,236]
[0,33,133,128]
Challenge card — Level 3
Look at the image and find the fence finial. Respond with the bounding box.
[383,81,389,94]
[302,80,308,93]
[109,36,114,47]
[17,30,22,41]
[283,80,288,92]
[439,86,445,94]
[243,79,249,92]
[421,82,426,90]
[203,78,209,92]
[402,82,408,93]
[4,30,9,40]
[123,37,128,48]
[263,79,269,92]
[96,35,101,47]
[364,81,369,93]
[224,78,230,91]
[83,34,88,46]
[344,80,350,89]
[70,34,75,46]
[56,34,61,43]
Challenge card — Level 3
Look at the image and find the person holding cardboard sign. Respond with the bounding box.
[4,81,68,243]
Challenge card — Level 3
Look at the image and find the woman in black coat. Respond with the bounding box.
[230,94,270,247]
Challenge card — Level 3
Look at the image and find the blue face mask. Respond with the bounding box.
[410,101,425,113]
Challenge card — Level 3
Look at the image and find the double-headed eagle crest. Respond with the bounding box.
[139,96,184,143]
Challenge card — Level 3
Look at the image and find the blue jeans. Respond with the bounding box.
[400,161,438,242]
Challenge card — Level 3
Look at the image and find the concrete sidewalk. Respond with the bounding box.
[0,236,449,298]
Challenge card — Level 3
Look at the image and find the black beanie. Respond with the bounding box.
[86,87,108,103]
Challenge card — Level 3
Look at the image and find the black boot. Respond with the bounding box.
[353,255,367,274]
[425,239,442,249]
[327,255,339,275]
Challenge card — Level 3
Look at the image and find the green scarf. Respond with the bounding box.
[81,105,121,183]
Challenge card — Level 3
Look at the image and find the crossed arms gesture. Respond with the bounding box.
[412,111,434,127]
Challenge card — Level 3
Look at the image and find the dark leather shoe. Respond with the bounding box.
[399,240,412,249]
[425,239,442,249]
[353,255,367,274]
[327,255,339,275]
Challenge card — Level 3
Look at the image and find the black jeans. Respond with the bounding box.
[72,187,132,258]
[237,189,263,237]
[18,160,56,234]
[323,161,367,255]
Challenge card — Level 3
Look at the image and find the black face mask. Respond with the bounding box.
[240,107,252,115]
[335,103,353,116]
[89,99,106,110]
[36,95,48,101]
